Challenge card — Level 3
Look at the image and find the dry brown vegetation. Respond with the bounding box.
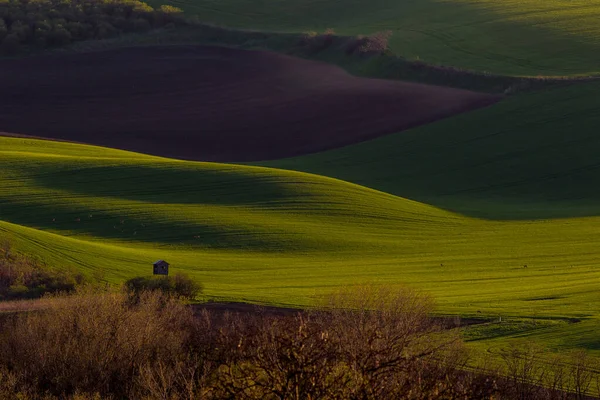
[299,29,392,56]
[344,30,393,56]
[0,285,599,399]
[0,240,84,300]
[0,286,488,399]
[125,273,203,301]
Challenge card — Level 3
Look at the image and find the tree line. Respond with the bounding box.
[0,0,185,54]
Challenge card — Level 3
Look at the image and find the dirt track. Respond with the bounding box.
[0,45,499,161]
[190,302,485,328]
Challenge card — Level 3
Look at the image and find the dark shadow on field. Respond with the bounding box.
[26,162,300,206]
[264,80,600,220]
[0,162,328,251]
[0,198,309,251]
[576,340,600,351]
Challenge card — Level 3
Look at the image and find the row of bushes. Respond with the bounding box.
[0,240,85,300]
[291,28,578,93]
[125,273,202,300]
[1,285,599,399]
[0,0,185,54]
[298,28,392,56]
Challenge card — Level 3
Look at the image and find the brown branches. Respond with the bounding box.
[0,285,598,399]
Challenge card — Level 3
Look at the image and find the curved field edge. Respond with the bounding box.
[145,0,600,77]
[0,45,500,162]
[30,26,596,94]
[2,136,600,355]
[263,80,600,220]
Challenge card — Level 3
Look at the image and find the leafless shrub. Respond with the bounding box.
[495,343,600,400]
[0,366,20,399]
[0,289,197,398]
[214,312,348,399]
[134,354,212,400]
[1,283,598,399]
[211,285,494,399]
[206,285,494,399]
[298,28,336,53]
[321,285,473,398]
[125,273,203,301]
[499,342,549,399]
[544,354,570,400]
[568,350,596,399]
[345,31,392,55]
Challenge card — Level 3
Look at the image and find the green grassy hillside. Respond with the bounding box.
[147,0,600,76]
[2,134,600,352]
[265,81,600,220]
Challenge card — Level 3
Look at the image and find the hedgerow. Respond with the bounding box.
[125,273,203,300]
[0,0,184,54]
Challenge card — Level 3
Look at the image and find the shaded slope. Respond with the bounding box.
[0,137,460,255]
[264,81,600,220]
[0,45,497,162]
[150,0,600,76]
[3,137,600,335]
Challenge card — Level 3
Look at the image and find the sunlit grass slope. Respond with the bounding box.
[265,81,600,221]
[2,136,600,353]
[148,0,600,76]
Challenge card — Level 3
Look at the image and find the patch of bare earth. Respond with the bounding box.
[0,45,499,161]
[190,302,485,328]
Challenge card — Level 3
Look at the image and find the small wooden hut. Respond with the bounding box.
[153,260,169,276]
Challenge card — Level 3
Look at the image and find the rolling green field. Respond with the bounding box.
[147,0,600,76]
[2,76,600,353]
[265,80,600,352]
[265,81,600,220]
[2,0,600,388]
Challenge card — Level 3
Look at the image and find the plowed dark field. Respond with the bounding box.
[0,45,499,161]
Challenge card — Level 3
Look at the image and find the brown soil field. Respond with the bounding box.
[0,45,499,161]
